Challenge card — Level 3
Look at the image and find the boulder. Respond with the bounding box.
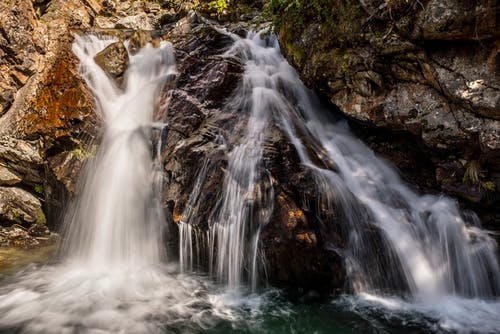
[115,12,154,30]
[0,187,45,227]
[94,41,130,79]
[0,164,21,186]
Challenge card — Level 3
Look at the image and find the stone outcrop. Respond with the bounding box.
[94,41,129,81]
[0,0,102,229]
[0,187,45,226]
[273,0,500,227]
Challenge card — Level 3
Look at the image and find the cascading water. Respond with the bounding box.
[241,36,500,299]
[237,31,500,328]
[0,34,246,333]
[63,34,175,269]
[207,36,276,289]
[179,159,211,273]
[173,30,500,331]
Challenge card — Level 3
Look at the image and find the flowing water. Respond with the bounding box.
[207,36,276,289]
[232,34,500,299]
[0,31,499,334]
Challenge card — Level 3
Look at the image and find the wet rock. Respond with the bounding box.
[261,191,345,292]
[128,30,153,55]
[94,41,129,80]
[0,187,45,227]
[28,224,50,238]
[178,55,243,108]
[0,224,57,249]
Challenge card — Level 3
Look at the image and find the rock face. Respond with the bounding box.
[0,0,102,229]
[274,0,500,227]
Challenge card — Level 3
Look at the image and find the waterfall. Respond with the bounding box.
[0,34,236,334]
[231,32,500,299]
[63,34,175,269]
[179,159,210,273]
[206,35,276,289]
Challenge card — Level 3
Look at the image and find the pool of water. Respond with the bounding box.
[1,261,499,334]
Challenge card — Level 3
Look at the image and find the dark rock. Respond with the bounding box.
[412,0,498,41]
[275,0,500,222]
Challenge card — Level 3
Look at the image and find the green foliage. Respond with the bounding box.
[462,160,497,193]
[266,0,362,47]
[482,181,496,192]
[34,184,44,195]
[463,160,481,184]
[207,0,230,13]
[71,146,96,161]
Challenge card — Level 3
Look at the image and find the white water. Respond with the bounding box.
[62,35,176,269]
[0,35,249,334]
[179,159,211,273]
[207,35,276,289]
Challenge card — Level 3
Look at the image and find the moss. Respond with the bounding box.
[268,0,363,48]
[10,208,22,224]
[482,181,496,192]
[71,145,95,161]
[36,208,46,225]
[34,184,44,195]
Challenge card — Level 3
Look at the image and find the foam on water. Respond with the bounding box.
[340,293,500,333]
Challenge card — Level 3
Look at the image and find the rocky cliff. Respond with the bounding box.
[271,0,499,229]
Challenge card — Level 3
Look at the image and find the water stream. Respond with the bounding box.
[0,31,499,334]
